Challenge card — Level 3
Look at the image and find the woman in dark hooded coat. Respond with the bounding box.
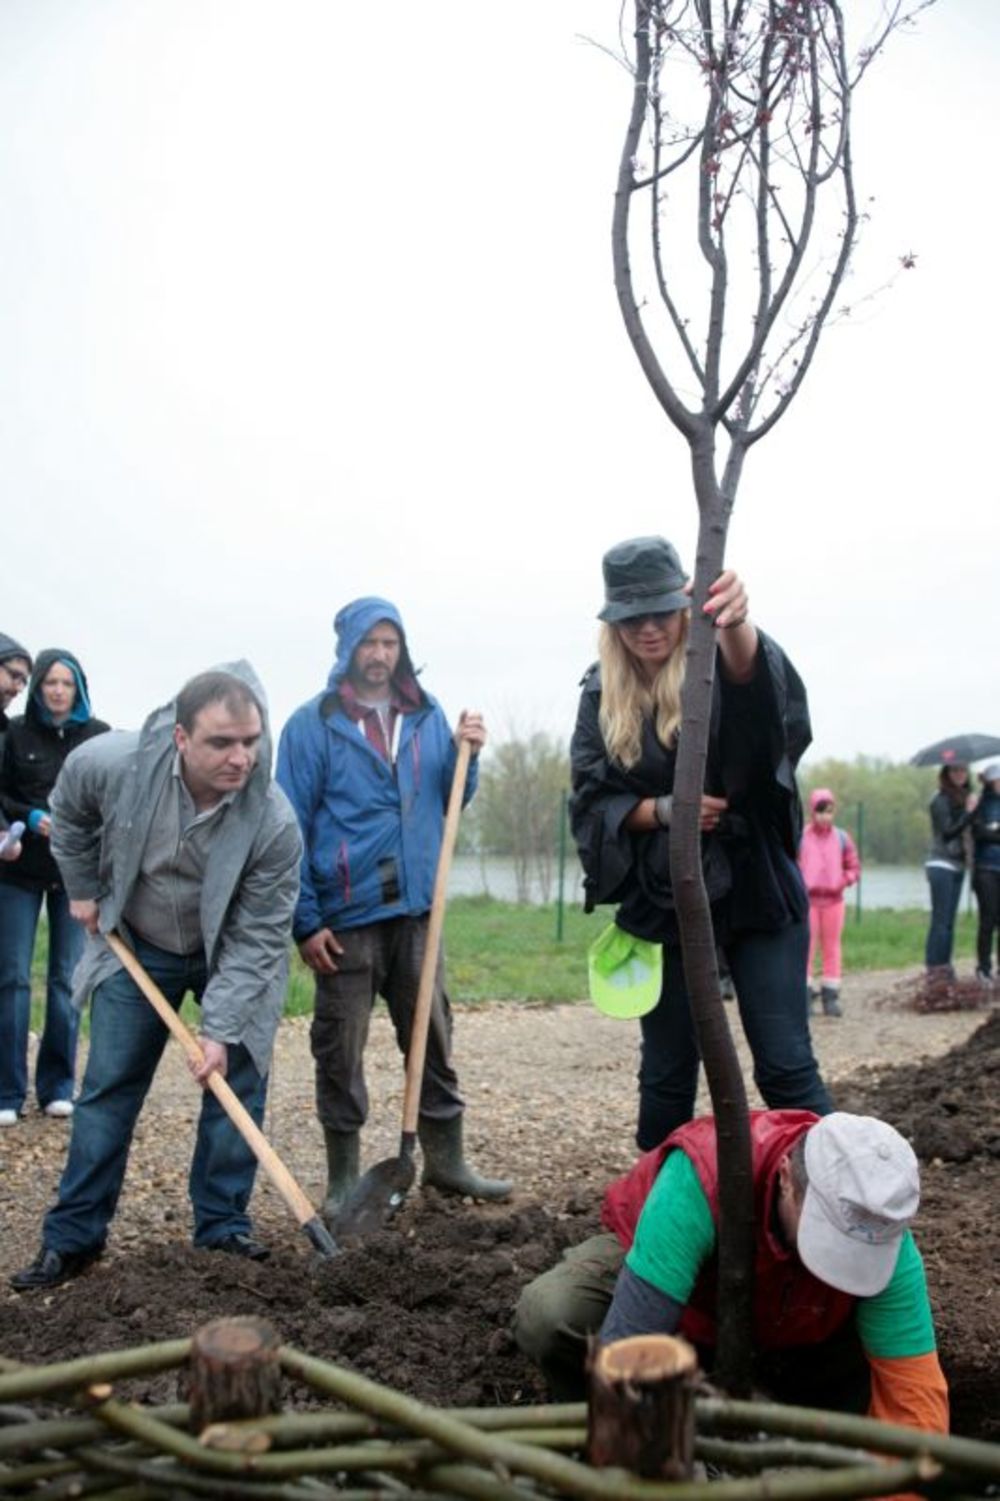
[0,650,109,1125]
[571,537,831,1150]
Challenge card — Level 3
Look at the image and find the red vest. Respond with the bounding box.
[601,1110,855,1350]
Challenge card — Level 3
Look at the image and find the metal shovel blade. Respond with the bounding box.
[331,1136,417,1238]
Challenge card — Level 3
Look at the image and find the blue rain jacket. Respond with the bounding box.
[276,597,478,939]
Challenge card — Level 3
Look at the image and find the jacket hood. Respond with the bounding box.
[809,787,836,814]
[0,633,32,672]
[27,649,93,727]
[326,596,418,691]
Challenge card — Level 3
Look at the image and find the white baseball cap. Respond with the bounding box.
[796,1114,920,1298]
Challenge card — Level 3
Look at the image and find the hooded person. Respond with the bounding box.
[0,649,109,1127]
[277,596,511,1223]
[0,632,33,755]
[797,787,861,1017]
[9,662,303,1290]
[0,632,33,861]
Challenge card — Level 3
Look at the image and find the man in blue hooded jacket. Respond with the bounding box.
[277,597,511,1222]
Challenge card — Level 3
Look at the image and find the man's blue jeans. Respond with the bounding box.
[924,865,965,970]
[43,937,267,1254]
[637,918,832,1150]
[0,882,82,1113]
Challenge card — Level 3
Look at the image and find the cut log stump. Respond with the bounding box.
[587,1334,699,1479]
[186,1317,283,1434]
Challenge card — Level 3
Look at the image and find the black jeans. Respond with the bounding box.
[637,918,832,1151]
[973,867,1000,977]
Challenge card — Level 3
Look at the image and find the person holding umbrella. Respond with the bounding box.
[911,736,1000,979]
[922,762,973,977]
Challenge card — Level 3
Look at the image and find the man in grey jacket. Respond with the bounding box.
[10,664,302,1290]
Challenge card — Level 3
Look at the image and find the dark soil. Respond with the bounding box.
[0,1196,598,1413]
[1,1001,997,1442]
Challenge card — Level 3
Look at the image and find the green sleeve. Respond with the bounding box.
[855,1232,938,1359]
[625,1151,716,1305]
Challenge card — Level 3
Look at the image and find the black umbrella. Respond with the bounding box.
[910,733,1000,768]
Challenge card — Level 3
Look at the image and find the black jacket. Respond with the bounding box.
[0,650,109,892]
[569,631,811,944]
[926,792,971,867]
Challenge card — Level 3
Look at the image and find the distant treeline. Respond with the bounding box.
[462,736,943,881]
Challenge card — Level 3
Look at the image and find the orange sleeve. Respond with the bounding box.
[867,1351,949,1434]
[867,1352,949,1501]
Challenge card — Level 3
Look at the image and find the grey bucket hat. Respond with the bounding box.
[597,536,690,623]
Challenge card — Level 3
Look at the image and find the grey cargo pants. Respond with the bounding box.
[312,915,464,1132]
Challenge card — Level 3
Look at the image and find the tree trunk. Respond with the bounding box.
[186,1317,283,1434]
[667,436,755,1395]
[587,1334,698,1479]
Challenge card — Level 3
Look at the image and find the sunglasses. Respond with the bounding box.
[619,611,678,631]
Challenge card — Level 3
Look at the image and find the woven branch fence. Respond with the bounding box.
[2,1334,999,1500]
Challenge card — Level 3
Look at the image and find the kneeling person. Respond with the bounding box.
[515,1110,948,1438]
[11,666,302,1290]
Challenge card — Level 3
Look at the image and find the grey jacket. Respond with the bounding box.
[49,661,302,1074]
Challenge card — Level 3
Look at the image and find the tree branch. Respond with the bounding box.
[612,2,698,439]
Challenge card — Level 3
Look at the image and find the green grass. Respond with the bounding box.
[30,899,977,1026]
[839,908,976,972]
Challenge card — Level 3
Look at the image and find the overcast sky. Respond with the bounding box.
[1,2,995,767]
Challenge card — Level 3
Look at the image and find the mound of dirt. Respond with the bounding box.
[0,1196,598,1412]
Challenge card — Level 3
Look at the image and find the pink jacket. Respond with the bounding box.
[798,789,861,904]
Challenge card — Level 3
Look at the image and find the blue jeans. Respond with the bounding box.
[924,865,965,970]
[637,918,832,1150]
[43,938,268,1254]
[0,882,82,1113]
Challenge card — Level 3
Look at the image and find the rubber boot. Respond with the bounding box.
[807,984,820,1016]
[821,984,842,1018]
[322,1128,360,1227]
[418,1115,512,1201]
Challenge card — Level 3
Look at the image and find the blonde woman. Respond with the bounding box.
[570,536,831,1150]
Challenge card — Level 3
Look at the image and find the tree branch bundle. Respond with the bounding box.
[1,1326,997,1499]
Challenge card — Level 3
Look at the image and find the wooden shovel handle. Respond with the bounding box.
[105,931,320,1231]
[400,737,472,1134]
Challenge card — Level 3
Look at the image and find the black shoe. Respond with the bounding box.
[206,1233,271,1262]
[821,986,842,1018]
[10,1245,102,1292]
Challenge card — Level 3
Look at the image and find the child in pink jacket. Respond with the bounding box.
[798,788,861,1017]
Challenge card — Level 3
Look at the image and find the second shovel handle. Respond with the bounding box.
[400,738,472,1134]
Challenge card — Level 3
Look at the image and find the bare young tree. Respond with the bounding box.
[473,731,570,903]
[610,0,932,1390]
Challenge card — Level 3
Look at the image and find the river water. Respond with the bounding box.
[449,856,950,911]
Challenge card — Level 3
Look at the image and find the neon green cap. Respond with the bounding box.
[587,923,662,1019]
